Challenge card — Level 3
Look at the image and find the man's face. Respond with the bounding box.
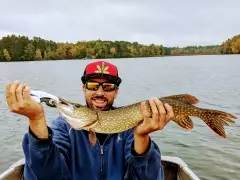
[82,78,119,111]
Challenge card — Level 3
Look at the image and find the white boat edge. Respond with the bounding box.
[0,156,201,180]
[162,156,200,180]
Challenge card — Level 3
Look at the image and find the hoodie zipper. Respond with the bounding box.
[100,145,103,175]
[99,134,111,179]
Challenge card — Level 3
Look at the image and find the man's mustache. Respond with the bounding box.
[91,95,107,99]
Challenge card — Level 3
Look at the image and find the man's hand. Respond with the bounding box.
[5,81,48,139]
[5,81,44,119]
[133,98,174,155]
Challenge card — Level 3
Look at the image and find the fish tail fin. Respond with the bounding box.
[198,109,237,138]
[164,94,199,105]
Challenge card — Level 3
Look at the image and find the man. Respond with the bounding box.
[5,60,174,180]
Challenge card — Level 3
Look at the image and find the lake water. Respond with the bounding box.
[0,55,240,180]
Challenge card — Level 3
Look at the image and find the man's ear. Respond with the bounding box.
[114,88,119,99]
[82,84,86,92]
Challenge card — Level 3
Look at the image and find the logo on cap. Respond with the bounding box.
[94,61,110,74]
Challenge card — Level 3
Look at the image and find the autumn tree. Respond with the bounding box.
[35,49,42,60]
[221,34,240,54]
[3,49,11,61]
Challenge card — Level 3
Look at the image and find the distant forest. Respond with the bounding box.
[0,33,239,62]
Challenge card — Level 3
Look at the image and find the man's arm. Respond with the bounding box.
[124,129,164,180]
[124,98,174,179]
[4,82,71,179]
[22,117,71,180]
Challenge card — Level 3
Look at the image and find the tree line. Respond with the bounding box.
[0,35,164,62]
[163,45,220,56]
[0,33,239,62]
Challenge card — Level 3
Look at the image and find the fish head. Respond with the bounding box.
[57,101,75,116]
[55,99,98,130]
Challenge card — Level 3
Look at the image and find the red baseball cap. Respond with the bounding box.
[81,60,122,86]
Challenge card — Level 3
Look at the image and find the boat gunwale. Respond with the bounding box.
[0,156,200,180]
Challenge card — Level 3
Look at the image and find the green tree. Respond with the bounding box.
[23,43,35,60]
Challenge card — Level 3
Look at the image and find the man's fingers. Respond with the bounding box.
[5,83,10,101]
[23,85,31,100]
[5,83,12,107]
[149,99,158,118]
[153,98,166,128]
[9,81,20,104]
[16,83,26,103]
[164,103,174,121]
[155,99,166,117]
[149,99,160,129]
[136,100,174,136]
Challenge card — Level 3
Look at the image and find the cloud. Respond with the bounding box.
[0,0,239,47]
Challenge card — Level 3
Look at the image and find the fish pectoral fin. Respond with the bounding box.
[88,129,97,147]
[86,118,98,147]
[175,115,194,130]
[163,94,199,105]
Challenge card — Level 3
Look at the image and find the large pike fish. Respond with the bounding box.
[51,94,237,141]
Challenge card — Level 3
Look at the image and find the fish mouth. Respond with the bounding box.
[56,101,75,117]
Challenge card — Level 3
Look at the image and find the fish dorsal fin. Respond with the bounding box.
[163,94,199,105]
[175,115,194,130]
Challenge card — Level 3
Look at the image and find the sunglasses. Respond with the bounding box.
[85,81,117,92]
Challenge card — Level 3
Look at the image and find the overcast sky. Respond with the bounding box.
[0,0,239,47]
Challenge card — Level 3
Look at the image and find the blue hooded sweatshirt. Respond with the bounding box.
[22,116,164,180]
